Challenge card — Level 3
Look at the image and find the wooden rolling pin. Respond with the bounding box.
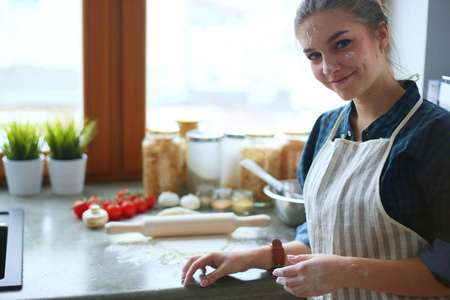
[105,212,271,237]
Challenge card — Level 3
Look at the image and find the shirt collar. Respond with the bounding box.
[340,80,421,141]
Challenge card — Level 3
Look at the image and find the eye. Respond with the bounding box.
[307,52,322,61]
[336,39,351,49]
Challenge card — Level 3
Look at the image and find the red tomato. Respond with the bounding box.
[121,200,137,218]
[145,193,156,209]
[105,202,122,221]
[72,199,89,219]
[100,199,113,209]
[88,195,101,203]
[133,197,149,213]
[117,189,129,199]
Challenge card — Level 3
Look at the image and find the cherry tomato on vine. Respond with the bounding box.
[117,189,129,199]
[121,200,137,218]
[72,199,90,219]
[146,193,156,209]
[133,197,149,213]
[105,202,122,221]
[100,199,113,209]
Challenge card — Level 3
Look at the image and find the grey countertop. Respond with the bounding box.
[1,181,300,299]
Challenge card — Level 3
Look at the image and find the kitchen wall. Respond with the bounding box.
[388,0,450,97]
[423,0,450,96]
[387,0,429,95]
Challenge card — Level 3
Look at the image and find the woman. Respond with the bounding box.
[181,0,450,299]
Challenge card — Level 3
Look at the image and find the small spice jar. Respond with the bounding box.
[240,132,280,206]
[231,189,253,215]
[195,183,215,209]
[279,131,308,180]
[211,187,233,212]
[142,125,184,198]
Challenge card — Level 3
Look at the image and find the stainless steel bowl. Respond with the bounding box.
[263,179,305,227]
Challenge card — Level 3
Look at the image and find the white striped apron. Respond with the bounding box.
[304,98,446,299]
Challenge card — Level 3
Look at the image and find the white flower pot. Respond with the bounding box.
[46,154,87,196]
[2,154,45,196]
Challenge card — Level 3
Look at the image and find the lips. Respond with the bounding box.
[330,71,355,87]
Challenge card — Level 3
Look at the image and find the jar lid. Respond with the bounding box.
[147,125,179,134]
[176,119,202,124]
[245,131,275,137]
[187,130,223,142]
[283,130,310,135]
[224,132,245,139]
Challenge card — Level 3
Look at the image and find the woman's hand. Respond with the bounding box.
[181,249,257,287]
[273,253,346,298]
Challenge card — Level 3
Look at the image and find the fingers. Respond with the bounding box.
[181,252,224,286]
[181,255,201,280]
[286,254,311,264]
[272,254,311,277]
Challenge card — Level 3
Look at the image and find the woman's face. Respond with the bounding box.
[297,9,388,101]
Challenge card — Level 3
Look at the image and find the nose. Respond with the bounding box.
[322,56,341,76]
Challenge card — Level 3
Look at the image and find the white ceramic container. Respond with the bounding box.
[46,154,87,196]
[2,154,45,196]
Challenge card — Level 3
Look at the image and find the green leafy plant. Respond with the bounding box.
[1,121,43,160]
[45,118,98,160]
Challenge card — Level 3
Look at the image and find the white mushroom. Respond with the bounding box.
[82,204,109,228]
[180,193,201,210]
[158,191,180,208]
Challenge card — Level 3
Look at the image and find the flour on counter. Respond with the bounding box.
[105,227,261,265]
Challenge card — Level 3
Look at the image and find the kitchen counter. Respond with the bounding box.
[0,181,301,299]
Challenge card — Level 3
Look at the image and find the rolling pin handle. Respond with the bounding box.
[105,221,144,235]
[235,214,271,228]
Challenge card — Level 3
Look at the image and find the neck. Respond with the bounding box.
[351,75,405,141]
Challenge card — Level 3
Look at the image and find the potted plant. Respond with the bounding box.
[1,121,44,196]
[45,118,97,196]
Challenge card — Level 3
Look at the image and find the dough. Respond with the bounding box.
[157,206,200,216]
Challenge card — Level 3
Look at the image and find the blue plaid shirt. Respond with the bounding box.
[295,80,450,287]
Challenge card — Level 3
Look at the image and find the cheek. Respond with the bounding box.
[311,64,327,84]
[344,52,357,61]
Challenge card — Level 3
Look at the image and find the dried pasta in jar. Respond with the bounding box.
[279,131,308,180]
[142,126,184,198]
[240,133,280,206]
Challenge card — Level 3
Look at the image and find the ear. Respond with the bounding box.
[377,21,389,53]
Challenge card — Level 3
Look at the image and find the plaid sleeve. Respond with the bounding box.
[416,106,450,285]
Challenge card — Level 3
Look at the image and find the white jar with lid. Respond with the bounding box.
[240,132,280,206]
[220,132,245,189]
[186,130,223,193]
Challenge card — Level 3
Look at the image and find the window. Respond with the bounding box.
[0,0,83,139]
[146,0,341,135]
[1,0,147,184]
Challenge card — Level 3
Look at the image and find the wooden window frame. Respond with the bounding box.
[0,0,146,185]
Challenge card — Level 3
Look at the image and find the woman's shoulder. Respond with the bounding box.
[399,99,450,159]
[410,99,450,139]
[418,99,450,125]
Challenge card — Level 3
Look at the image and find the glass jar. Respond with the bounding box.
[231,189,253,215]
[220,132,245,189]
[186,130,223,193]
[142,126,184,198]
[195,183,215,209]
[211,187,233,212]
[240,132,280,206]
[177,119,200,189]
[279,131,308,180]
